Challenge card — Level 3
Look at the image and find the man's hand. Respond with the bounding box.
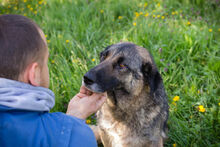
[66,86,107,120]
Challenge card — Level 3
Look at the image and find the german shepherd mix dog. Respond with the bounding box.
[83,42,169,147]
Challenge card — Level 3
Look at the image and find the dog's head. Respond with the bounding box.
[83,42,162,100]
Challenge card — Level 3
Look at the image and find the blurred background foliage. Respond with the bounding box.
[0,0,219,146]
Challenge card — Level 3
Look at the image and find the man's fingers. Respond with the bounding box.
[76,93,88,98]
[77,91,106,99]
[80,86,93,96]
[79,86,87,94]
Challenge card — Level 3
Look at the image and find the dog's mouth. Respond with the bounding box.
[82,81,105,93]
[105,87,129,106]
[83,78,129,95]
[113,87,130,95]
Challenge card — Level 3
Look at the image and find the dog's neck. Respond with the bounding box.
[98,86,166,140]
[104,85,158,120]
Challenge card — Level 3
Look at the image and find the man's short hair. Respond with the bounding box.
[0,14,46,80]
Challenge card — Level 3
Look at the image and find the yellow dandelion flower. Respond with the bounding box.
[173,143,177,147]
[157,15,160,18]
[66,40,70,43]
[145,13,149,17]
[208,29,212,32]
[173,96,180,102]
[157,3,160,7]
[218,28,220,32]
[172,11,175,15]
[144,2,148,7]
[100,9,104,13]
[86,119,91,124]
[118,16,123,19]
[39,0,43,5]
[92,58,95,62]
[45,35,47,38]
[200,108,206,112]
[34,11,37,14]
[133,22,137,26]
[30,7,33,11]
[187,21,191,26]
[161,16,165,19]
[47,40,50,43]
[197,90,200,94]
[14,7,18,10]
[153,15,156,18]
[24,0,27,2]
[198,105,205,112]
[51,60,55,64]
[23,13,27,16]
[152,10,156,13]
[27,5,31,8]
[135,12,140,17]
[139,12,143,15]
[218,103,220,106]
[190,115,193,119]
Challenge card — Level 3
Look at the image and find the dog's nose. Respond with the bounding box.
[84,72,95,85]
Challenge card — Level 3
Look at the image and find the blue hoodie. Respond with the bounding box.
[0,78,97,147]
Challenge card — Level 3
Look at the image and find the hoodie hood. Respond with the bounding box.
[0,78,55,111]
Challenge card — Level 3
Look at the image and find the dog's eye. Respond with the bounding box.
[118,63,128,71]
[119,64,126,68]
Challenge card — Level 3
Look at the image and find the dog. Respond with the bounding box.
[83,42,169,147]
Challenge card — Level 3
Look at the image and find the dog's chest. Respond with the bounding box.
[99,118,143,147]
[98,108,146,147]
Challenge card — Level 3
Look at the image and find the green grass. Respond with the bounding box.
[1,0,220,146]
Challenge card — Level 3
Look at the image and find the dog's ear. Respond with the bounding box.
[142,62,162,94]
[100,45,113,62]
[104,45,113,51]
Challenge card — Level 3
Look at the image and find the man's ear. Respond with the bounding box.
[21,62,41,86]
[142,62,162,94]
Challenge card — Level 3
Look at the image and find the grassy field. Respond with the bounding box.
[1,0,220,146]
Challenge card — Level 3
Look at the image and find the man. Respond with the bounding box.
[0,14,106,147]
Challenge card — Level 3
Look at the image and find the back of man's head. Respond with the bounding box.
[0,14,46,81]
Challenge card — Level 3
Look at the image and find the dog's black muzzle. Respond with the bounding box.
[83,63,120,93]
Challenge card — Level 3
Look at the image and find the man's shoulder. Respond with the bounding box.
[0,109,96,147]
[43,112,97,146]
